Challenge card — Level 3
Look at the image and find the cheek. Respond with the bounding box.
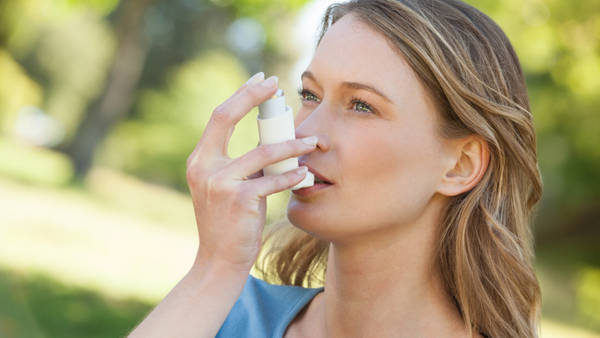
[339,125,442,225]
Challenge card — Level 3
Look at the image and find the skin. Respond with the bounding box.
[128,73,322,338]
[127,11,490,338]
[285,14,489,338]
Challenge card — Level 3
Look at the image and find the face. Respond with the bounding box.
[287,14,450,243]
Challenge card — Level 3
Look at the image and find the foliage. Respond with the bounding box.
[463,0,600,234]
[0,0,598,335]
[96,49,258,190]
[0,50,43,134]
[577,268,600,331]
[65,0,120,15]
[0,138,73,186]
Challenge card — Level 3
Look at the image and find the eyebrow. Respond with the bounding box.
[301,70,393,104]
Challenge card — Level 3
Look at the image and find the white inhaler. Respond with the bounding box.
[257,88,314,190]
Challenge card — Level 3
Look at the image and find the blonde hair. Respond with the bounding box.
[254,0,543,337]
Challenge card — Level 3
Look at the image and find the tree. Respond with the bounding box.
[63,0,310,180]
[63,0,158,178]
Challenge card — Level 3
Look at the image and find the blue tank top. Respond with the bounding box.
[216,274,324,338]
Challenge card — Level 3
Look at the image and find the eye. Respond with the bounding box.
[297,88,321,103]
[350,97,375,114]
[297,88,377,115]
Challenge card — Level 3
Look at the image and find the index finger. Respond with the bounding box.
[196,73,279,159]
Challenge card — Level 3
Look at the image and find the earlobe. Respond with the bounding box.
[437,135,490,197]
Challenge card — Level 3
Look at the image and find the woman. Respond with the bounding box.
[129,0,542,337]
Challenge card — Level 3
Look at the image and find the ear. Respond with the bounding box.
[437,135,490,197]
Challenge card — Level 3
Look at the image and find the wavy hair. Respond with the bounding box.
[254,1,543,337]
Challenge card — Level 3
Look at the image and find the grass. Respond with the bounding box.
[0,172,197,303]
[0,140,598,337]
[0,268,152,338]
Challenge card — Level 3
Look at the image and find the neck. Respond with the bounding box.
[318,194,467,337]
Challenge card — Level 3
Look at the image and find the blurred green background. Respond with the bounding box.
[0,0,598,337]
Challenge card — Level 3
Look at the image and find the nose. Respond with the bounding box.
[295,106,330,152]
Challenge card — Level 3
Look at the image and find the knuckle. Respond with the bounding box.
[258,174,292,198]
[185,168,194,185]
[287,171,301,183]
[273,173,288,187]
[278,173,297,190]
[186,161,205,185]
[186,169,199,187]
[278,174,291,186]
[256,144,275,159]
[290,138,305,151]
[186,151,209,173]
[186,152,196,169]
[211,105,230,124]
[244,85,262,102]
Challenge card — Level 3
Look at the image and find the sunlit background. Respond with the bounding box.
[0,0,598,337]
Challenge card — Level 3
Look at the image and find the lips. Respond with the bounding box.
[298,159,333,184]
[314,177,331,184]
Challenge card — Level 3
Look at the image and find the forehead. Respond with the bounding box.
[308,14,417,94]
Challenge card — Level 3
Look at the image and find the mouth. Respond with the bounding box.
[313,176,333,185]
[298,159,334,185]
[292,178,333,196]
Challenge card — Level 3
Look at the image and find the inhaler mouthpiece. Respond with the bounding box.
[257,88,314,190]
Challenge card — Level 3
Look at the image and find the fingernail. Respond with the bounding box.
[300,135,318,146]
[247,72,265,85]
[261,75,278,88]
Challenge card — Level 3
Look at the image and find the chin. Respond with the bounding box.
[287,200,331,239]
[286,200,356,243]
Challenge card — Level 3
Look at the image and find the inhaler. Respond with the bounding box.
[257,88,315,190]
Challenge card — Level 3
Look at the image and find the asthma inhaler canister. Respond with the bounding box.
[257,88,314,190]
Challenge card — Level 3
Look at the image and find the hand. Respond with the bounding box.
[185,72,318,272]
